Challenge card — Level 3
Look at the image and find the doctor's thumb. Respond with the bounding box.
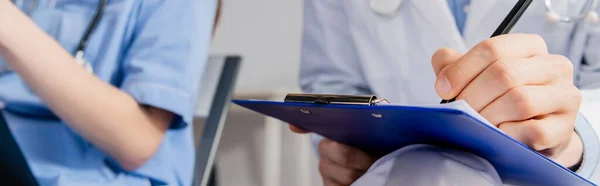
[431,48,463,76]
[431,48,462,98]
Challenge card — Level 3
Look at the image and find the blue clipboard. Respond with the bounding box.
[233,94,595,186]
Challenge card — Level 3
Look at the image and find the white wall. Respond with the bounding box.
[208,0,322,185]
[210,0,303,94]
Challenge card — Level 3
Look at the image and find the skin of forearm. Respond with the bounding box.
[0,1,172,171]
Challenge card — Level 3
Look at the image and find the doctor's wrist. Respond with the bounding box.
[562,131,584,170]
[569,112,600,177]
[549,131,584,169]
[567,150,584,172]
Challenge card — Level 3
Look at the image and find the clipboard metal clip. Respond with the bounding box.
[284,93,390,106]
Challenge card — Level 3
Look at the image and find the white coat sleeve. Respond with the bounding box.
[576,7,600,182]
[300,0,373,153]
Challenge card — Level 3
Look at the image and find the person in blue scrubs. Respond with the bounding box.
[0,0,217,185]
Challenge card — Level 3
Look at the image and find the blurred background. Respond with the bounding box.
[197,0,323,185]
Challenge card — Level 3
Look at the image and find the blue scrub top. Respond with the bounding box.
[0,0,216,185]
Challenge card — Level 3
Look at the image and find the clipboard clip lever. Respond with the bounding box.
[284,93,390,106]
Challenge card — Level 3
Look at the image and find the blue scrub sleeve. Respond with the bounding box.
[119,0,216,129]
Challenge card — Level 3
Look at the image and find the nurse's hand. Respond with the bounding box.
[431,33,583,168]
[289,125,378,186]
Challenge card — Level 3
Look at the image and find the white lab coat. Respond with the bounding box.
[300,0,600,183]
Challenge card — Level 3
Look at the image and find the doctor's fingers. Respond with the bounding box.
[288,124,310,133]
[478,85,581,126]
[319,157,365,186]
[318,138,377,171]
[435,34,548,99]
[323,179,349,186]
[498,114,576,157]
[431,48,463,76]
[456,54,575,112]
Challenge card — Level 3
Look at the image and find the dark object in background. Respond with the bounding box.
[193,56,242,186]
[208,166,217,186]
[0,112,38,186]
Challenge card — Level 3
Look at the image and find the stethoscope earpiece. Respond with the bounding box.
[585,11,600,23]
[546,11,561,23]
[75,51,94,74]
[544,0,599,24]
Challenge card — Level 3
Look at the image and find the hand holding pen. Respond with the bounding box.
[433,30,583,171]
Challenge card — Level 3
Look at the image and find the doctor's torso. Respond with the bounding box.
[339,0,594,105]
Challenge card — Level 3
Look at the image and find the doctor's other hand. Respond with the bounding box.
[431,33,583,168]
[288,125,377,185]
[289,124,310,133]
[316,138,378,186]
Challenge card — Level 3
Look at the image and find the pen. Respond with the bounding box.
[440,0,534,104]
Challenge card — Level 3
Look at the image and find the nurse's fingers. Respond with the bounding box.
[431,48,463,76]
[435,34,548,99]
[479,85,580,126]
[457,54,574,112]
[318,138,377,171]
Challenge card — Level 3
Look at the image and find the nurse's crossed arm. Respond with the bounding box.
[0,1,178,171]
[432,33,583,168]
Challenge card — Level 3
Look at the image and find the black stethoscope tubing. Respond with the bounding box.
[76,0,107,56]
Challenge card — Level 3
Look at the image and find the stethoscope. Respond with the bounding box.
[2,0,108,74]
[545,0,599,23]
[370,0,600,24]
